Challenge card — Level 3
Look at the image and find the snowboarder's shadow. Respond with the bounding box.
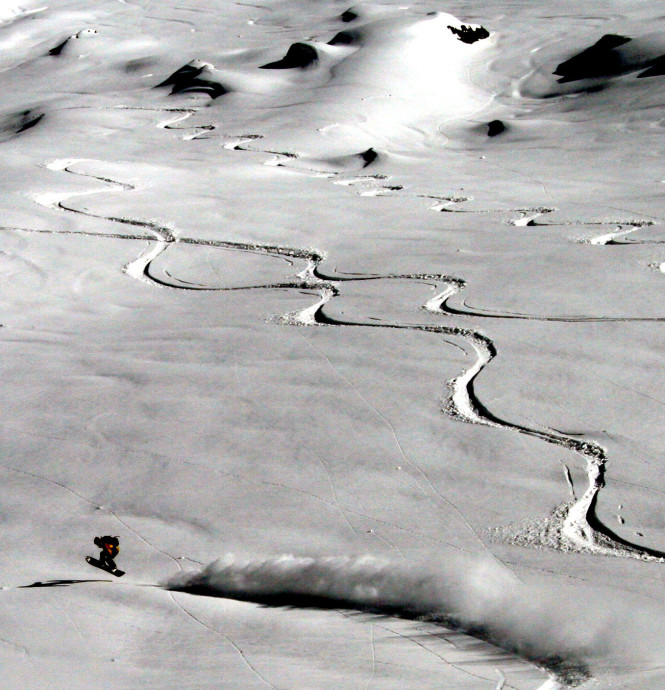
[170,586,591,684]
[20,578,111,588]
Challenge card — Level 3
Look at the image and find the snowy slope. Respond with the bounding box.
[3,0,665,687]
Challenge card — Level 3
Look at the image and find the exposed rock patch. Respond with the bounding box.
[260,43,319,69]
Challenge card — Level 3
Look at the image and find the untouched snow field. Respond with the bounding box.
[3,0,665,687]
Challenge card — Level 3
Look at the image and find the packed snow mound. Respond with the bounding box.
[519,30,665,99]
[156,60,229,99]
[48,29,99,57]
[316,12,493,112]
[553,33,665,82]
[260,42,320,69]
[156,10,497,153]
[166,552,616,684]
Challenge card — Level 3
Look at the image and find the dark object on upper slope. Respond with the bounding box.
[487,120,505,137]
[360,148,378,167]
[340,8,359,23]
[48,37,70,56]
[156,63,228,99]
[448,24,490,45]
[15,110,44,133]
[260,43,318,69]
[328,30,359,46]
[156,62,205,89]
[0,109,45,142]
[553,34,632,82]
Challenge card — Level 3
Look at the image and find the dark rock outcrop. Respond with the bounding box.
[487,120,506,137]
[0,109,45,142]
[447,24,490,45]
[155,61,228,99]
[554,34,632,82]
[260,43,319,69]
[328,30,359,46]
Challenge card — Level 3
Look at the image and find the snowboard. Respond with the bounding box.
[86,556,125,577]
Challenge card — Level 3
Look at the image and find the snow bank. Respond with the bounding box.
[166,552,614,683]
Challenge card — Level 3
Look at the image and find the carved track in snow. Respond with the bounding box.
[26,159,665,563]
[112,105,216,140]
[294,274,665,561]
[26,160,329,292]
[425,276,665,323]
[17,144,665,690]
[30,159,181,285]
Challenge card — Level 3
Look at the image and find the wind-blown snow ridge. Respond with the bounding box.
[165,553,595,686]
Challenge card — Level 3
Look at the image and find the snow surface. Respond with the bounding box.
[3,0,665,687]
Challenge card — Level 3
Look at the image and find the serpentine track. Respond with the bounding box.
[17,158,665,562]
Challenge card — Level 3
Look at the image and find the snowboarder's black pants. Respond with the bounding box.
[99,553,117,570]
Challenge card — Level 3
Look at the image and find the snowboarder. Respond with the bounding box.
[86,536,124,576]
[94,536,120,569]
